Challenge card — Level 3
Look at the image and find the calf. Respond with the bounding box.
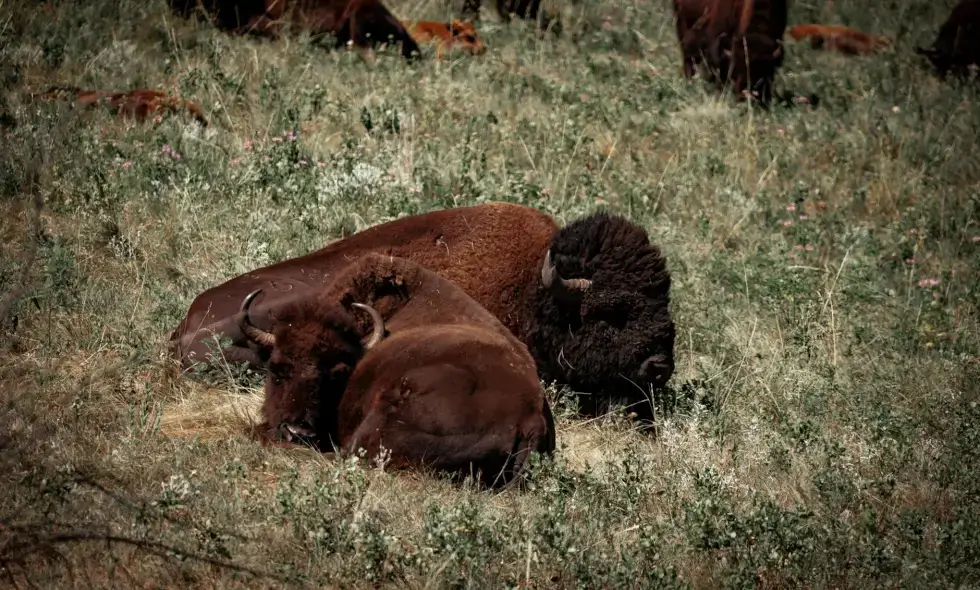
[241,253,556,488]
[404,20,486,58]
[917,0,980,79]
[31,87,208,126]
[672,0,788,106]
[787,24,891,55]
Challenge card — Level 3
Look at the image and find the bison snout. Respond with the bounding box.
[639,354,672,387]
[281,421,316,442]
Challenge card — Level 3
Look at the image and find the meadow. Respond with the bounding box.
[1,0,979,587]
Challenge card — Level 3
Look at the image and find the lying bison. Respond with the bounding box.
[242,253,555,487]
[168,0,421,61]
[916,0,980,80]
[672,0,788,106]
[170,202,675,421]
[787,24,891,56]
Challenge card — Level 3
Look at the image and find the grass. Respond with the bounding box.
[1,0,979,587]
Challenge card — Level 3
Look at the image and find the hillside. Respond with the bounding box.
[1,0,979,587]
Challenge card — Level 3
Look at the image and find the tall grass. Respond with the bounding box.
[1,0,978,587]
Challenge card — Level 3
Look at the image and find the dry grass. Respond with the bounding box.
[1,0,979,587]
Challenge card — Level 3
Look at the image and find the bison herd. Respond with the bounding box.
[17,0,980,489]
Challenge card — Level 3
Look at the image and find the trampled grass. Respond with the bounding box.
[1,0,979,587]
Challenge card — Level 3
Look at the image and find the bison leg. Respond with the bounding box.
[233,14,283,37]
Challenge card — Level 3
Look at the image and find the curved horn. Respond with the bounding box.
[239,289,276,348]
[541,250,593,295]
[351,302,385,350]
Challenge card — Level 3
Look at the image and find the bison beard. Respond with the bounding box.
[525,212,675,421]
[243,254,555,488]
[916,0,980,79]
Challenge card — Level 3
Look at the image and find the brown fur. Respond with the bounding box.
[31,87,208,126]
[169,0,421,61]
[672,0,788,106]
[172,202,556,368]
[252,253,555,488]
[787,24,891,55]
[403,20,485,58]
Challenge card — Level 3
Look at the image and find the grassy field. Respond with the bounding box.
[1,0,979,587]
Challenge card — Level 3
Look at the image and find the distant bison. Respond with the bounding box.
[787,24,891,56]
[168,0,421,61]
[403,20,486,58]
[672,0,788,106]
[916,0,980,79]
[171,202,675,422]
[31,86,208,126]
[243,253,555,487]
[460,0,558,34]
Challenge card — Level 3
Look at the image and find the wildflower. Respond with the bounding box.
[777,128,785,135]
[786,203,796,212]
[917,278,940,288]
[972,236,980,243]
[580,93,589,102]
[798,215,808,221]
[272,136,282,143]
[804,245,814,252]
[905,258,915,264]
[244,140,253,150]
[892,106,900,113]
[781,220,793,227]
[121,161,133,169]
[316,161,326,168]
[231,158,240,166]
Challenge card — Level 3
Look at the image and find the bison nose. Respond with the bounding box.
[639,354,672,387]
[280,421,315,442]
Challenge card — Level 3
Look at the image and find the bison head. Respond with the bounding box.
[239,289,385,450]
[526,211,676,420]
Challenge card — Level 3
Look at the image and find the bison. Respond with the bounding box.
[460,0,559,34]
[672,0,788,106]
[787,24,891,56]
[31,86,208,126]
[403,20,486,58]
[916,0,980,79]
[170,202,675,422]
[168,0,421,61]
[242,253,555,487]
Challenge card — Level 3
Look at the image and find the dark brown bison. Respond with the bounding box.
[672,0,788,106]
[170,202,675,422]
[168,0,421,61]
[916,0,980,79]
[31,86,208,126]
[787,24,891,56]
[242,253,555,487]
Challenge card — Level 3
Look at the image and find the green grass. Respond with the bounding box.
[1,0,979,587]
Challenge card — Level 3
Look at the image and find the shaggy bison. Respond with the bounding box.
[168,0,421,61]
[672,0,788,106]
[787,24,891,56]
[244,253,555,487]
[170,202,675,421]
[31,86,208,126]
[916,0,980,79]
[403,20,486,58]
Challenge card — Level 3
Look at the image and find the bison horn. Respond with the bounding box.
[351,302,385,350]
[541,250,593,296]
[239,289,277,348]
